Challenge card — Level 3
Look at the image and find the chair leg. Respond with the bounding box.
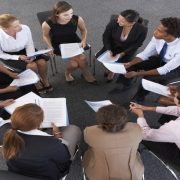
[52,56,58,74]
[149,151,179,180]
[49,56,55,76]
[93,56,96,75]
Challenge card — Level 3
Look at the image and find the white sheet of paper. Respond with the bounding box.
[5,92,40,114]
[60,43,84,59]
[142,79,170,97]
[5,92,69,128]
[103,62,126,74]
[97,50,121,63]
[38,98,68,128]
[168,81,180,85]
[85,100,112,112]
[27,49,52,58]
[10,69,39,87]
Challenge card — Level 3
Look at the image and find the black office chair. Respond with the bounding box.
[93,14,149,75]
[36,11,92,76]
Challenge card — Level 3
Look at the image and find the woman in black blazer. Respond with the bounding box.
[0,103,81,180]
[97,9,148,82]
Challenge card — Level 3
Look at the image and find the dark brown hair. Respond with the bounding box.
[51,1,72,23]
[120,9,140,23]
[0,14,18,28]
[96,104,128,133]
[161,17,180,38]
[3,104,44,160]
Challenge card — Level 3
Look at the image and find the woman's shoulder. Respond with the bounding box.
[125,122,142,133]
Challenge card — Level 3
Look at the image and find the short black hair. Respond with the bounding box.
[120,9,139,23]
[161,17,180,38]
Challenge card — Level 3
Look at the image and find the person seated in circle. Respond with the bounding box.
[0,64,38,100]
[83,104,144,180]
[0,14,52,93]
[42,1,96,84]
[0,103,81,180]
[96,9,147,82]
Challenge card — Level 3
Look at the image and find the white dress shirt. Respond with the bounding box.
[136,37,180,75]
[0,24,35,60]
[137,106,180,149]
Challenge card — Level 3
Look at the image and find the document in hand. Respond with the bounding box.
[27,49,52,58]
[103,62,126,74]
[85,100,112,112]
[10,69,39,87]
[97,50,121,63]
[142,79,170,97]
[60,43,84,59]
[5,92,69,128]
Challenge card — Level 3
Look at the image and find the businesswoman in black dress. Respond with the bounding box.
[97,9,147,82]
[42,1,96,83]
[0,103,81,180]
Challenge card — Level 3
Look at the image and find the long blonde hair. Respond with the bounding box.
[0,14,18,28]
[3,103,44,160]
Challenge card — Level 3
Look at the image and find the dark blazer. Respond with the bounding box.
[102,19,147,61]
[0,123,71,180]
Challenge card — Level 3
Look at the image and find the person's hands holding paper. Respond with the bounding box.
[80,40,86,48]
[0,99,14,108]
[168,85,177,96]
[4,86,18,92]
[8,71,19,79]
[125,71,138,78]
[52,122,62,138]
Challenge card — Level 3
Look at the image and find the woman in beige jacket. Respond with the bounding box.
[83,104,144,180]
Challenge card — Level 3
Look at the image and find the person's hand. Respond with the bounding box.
[18,55,30,61]
[51,122,62,138]
[4,86,18,92]
[0,99,14,108]
[48,48,55,57]
[8,72,19,79]
[80,40,86,48]
[125,71,138,78]
[168,85,177,96]
[130,102,144,117]
[123,62,131,69]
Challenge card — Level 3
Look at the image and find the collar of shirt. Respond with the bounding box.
[0,28,11,39]
[18,129,53,136]
[166,38,180,46]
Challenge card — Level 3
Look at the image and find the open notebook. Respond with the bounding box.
[10,69,39,87]
[85,100,112,112]
[97,50,121,63]
[5,92,69,128]
[60,43,84,59]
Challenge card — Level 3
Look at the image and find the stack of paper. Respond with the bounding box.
[97,50,121,63]
[85,100,112,112]
[27,49,52,58]
[60,43,84,59]
[142,79,170,97]
[10,69,39,87]
[103,63,126,74]
[5,92,69,128]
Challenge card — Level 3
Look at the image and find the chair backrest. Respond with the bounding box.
[110,14,149,27]
[37,11,52,25]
